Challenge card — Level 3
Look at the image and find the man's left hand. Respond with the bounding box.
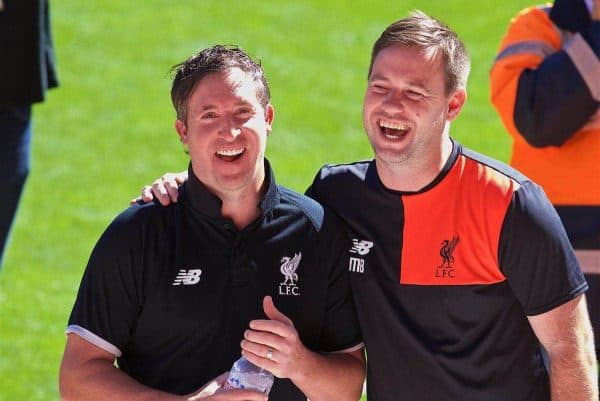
[241,296,308,380]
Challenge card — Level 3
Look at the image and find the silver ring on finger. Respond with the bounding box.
[265,348,274,361]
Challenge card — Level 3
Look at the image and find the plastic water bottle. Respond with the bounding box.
[224,356,274,394]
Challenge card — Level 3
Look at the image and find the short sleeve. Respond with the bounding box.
[498,181,588,315]
[66,206,145,354]
[316,209,363,352]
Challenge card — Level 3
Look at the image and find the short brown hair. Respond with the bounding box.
[170,45,271,121]
[368,11,471,93]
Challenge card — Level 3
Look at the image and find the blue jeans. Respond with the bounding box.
[0,106,32,268]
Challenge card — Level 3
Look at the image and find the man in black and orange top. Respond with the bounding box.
[491,0,600,353]
[138,11,598,401]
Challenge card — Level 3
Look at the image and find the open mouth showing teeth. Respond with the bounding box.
[216,148,245,161]
[379,120,409,139]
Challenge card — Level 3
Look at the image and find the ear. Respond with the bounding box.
[265,104,275,135]
[175,119,188,144]
[446,88,467,122]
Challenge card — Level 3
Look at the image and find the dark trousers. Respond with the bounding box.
[0,106,32,268]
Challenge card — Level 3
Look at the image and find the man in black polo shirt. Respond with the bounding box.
[59,45,365,401]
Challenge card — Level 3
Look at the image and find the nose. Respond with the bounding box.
[228,127,242,138]
[381,90,405,112]
[219,120,242,140]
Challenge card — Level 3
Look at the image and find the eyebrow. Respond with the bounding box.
[199,105,217,111]
[368,74,390,83]
[369,74,430,91]
[198,100,254,111]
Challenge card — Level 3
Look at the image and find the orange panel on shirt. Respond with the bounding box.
[400,155,519,285]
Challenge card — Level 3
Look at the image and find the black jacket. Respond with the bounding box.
[0,0,59,107]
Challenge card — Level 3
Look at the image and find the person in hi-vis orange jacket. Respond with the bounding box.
[491,0,600,352]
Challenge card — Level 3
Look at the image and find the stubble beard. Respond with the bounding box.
[214,159,265,200]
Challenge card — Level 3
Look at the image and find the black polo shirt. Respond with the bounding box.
[307,140,587,401]
[66,161,362,400]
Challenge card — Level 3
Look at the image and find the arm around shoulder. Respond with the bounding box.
[133,170,188,206]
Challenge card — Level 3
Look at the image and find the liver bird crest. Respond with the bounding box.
[439,235,459,268]
[280,252,302,285]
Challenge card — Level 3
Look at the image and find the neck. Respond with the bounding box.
[377,135,453,192]
[217,173,266,230]
[221,196,262,229]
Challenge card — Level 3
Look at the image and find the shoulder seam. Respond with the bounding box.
[278,187,323,230]
[322,159,373,169]
[460,149,528,186]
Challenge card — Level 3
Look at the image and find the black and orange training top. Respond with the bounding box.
[307,140,587,401]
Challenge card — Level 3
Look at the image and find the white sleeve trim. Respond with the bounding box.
[65,325,122,357]
[493,40,555,64]
[324,342,365,354]
[564,33,600,101]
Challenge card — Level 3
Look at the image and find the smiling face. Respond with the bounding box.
[363,45,466,179]
[176,67,274,200]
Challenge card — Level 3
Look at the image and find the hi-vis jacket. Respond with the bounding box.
[491,1,600,349]
[490,0,599,207]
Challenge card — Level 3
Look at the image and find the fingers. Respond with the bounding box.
[163,174,181,203]
[174,172,188,185]
[242,311,300,379]
[155,172,185,204]
[129,196,142,205]
[213,371,230,387]
[133,171,187,207]
[192,372,227,399]
[134,176,179,206]
[191,388,268,401]
[242,325,288,351]
[142,185,155,202]
[241,348,278,378]
[241,332,285,362]
[130,185,153,205]
[242,296,295,354]
[152,178,174,205]
[215,388,269,401]
[240,296,306,380]
[189,373,268,401]
[240,329,297,380]
[262,296,292,325]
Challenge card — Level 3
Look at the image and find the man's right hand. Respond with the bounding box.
[130,171,188,206]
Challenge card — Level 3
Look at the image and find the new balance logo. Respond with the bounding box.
[350,239,373,256]
[172,269,202,286]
